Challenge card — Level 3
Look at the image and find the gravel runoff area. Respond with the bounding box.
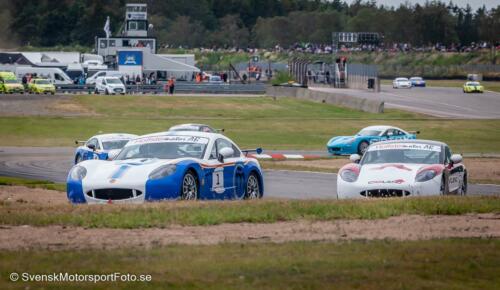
[0,186,499,250]
[1,214,498,251]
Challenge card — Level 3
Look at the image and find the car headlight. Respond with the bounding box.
[149,164,177,180]
[340,168,359,182]
[415,169,437,182]
[69,165,87,180]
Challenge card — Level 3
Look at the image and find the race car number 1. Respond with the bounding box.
[212,167,225,194]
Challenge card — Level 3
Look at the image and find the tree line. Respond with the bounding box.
[1,0,499,49]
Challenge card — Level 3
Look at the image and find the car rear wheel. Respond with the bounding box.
[181,171,198,200]
[245,173,261,199]
[358,141,369,155]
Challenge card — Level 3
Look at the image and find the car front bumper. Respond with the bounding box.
[327,143,356,155]
[337,178,441,199]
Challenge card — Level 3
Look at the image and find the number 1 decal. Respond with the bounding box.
[212,167,225,194]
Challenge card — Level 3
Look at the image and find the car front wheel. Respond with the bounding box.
[245,173,261,199]
[181,171,198,200]
[358,141,369,155]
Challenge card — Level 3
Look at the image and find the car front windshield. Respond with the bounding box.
[115,136,208,160]
[102,140,130,150]
[357,129,381,136]
[361,143,442,165]
[36,80,50,85]
[397,78,408,82]
[468,82,479,86]
[411,77,422,81]
[210,76,221,81]
[106,78,122,84]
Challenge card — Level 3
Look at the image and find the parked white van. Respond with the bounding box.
[86,71,124,85]
[15,67,73,85]
[94,76,126,95]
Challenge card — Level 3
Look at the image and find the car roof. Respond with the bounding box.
[92,133,138,140]
[373,139,447,147]
[395,77,408,80]
[362,125,397,131]
[170,123,211,128]
[134,130,223,141]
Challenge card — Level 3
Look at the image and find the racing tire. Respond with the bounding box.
[357,141,369,155]
[244,172,261,199]
[105,89,109,95]
[75,154,82,164]
[180,171,198,200]
[51,92,55,95]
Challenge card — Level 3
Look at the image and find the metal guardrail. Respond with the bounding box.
[55,82,266,94]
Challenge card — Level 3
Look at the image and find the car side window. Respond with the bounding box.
[215,139,241,158]
[209,143,217,160]
[86,138,99,149]
[384,129,394,137]
[444,146,452,164]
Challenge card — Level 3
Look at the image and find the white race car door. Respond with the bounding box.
[206,138,241,199]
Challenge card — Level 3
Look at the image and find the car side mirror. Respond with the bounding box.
[87,144,96,151]
[450,154,462,164]
[349,154,361,163]
[107,150,119,160]
[218,147,234,163]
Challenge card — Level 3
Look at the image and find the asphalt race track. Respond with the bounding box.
[311,85,500,119]
[1,147,499,199]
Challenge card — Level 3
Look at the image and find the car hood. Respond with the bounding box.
[328,136,356,145]
[358,163,426,185]
[79,158,179,184]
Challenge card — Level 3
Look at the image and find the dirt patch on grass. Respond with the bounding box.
[0,214,498,250]
[47,99,95,115]
[0,186,67,206]
[0,94,93,116]
[465,158,500,183]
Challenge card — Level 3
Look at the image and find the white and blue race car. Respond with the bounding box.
[74,133,138,164]
[67,131,264,203]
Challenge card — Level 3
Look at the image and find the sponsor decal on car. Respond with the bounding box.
[129,135,209,145]
[369,143,441,152]
[368,179,405,184]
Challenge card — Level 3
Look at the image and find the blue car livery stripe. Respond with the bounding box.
[110,165,131,179]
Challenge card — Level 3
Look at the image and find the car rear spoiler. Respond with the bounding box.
[215,128,225,133]
[75,140,86,145]
[241,148,263,156]
[409,131,420,134]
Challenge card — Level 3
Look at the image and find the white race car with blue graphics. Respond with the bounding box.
[337,140,467,199]
[67,131,264,203]
[74,133,138,164]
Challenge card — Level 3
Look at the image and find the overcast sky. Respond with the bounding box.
[347,0,499,10]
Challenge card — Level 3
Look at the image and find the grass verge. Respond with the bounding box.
[1,95,500,152]
[1,239,499,289]
[1,193,499,228]
[0,176,65,192]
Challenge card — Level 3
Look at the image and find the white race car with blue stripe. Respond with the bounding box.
[67,131,264,203]
[74,133,138,164]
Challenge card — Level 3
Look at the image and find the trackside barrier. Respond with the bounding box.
[55,83,266,95]
[266,86,384,114]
